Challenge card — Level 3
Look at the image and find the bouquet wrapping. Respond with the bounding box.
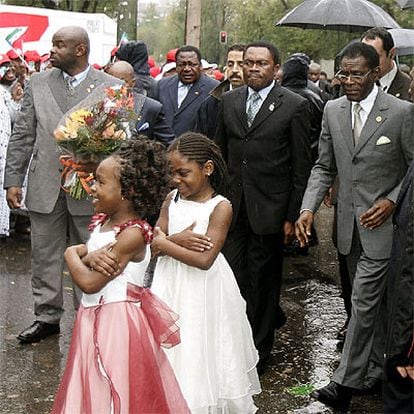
[54,84,136,200]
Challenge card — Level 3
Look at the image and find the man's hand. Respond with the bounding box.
[295,211,314,248]
[283,220,295,245]
[396,365,414,380]
[359,199,395,230]
[168,221,213,252]
[6,187,23,209]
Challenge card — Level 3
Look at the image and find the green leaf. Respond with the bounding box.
[285,384,315,396]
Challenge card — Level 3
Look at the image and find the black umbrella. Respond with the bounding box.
[395,0,414,9]
[276,0,401,33]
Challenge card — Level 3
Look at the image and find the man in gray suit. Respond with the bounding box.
[295,42,413,410]
[4,26,119,343]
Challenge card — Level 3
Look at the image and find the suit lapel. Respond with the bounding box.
[354,90,388,155]
[233,86,249,130]
[47,70,68,114]
[249,85,282,132]
[176,77,203,115]
[338,98,354,156]
[169,76,179,113]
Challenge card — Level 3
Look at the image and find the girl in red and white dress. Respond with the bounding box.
[51,137,189,414]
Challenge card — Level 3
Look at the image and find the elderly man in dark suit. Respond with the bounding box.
[106,60,174,145]
[296,42,413,411]
[361,27,411,100]
[4,26,120,343]
[154,45,218,137]
[215,40,312,375]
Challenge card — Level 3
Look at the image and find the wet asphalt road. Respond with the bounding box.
[0,206,383,414]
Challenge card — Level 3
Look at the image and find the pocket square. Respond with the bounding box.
[376,136,391,145]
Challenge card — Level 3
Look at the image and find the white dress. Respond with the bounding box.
[152,191,261,413]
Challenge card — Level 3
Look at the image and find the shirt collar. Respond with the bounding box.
[63,65,90,85]
[247,80,275,101]
[351,84,378,113]
[178,80,192,88]
[379,61,397,92]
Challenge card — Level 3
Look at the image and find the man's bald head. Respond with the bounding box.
[106,61,136,87]
[50,26,90,74]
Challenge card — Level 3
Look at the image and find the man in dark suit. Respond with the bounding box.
[295,42,413,411]
[214,40,312,375]
[361,27,411,100]
[106,60,174,145]
[382,160,413,414]
[4,26,120,343]
[154,45,218,137]
[195,44,246,138]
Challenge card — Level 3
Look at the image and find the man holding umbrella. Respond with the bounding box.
[361,27,411,100]
[295,42,413,411]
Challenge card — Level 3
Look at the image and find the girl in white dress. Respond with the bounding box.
[151,132,261,413]
[52,138,189,414]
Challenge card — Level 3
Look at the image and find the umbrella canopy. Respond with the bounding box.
[395,0,414,9]
[276,0,401,33]
[388,28,414,56]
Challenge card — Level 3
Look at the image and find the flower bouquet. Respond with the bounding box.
[54,84,136,200]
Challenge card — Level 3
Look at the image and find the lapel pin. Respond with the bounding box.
[269,103,275,112]
[195,91,199,96]
[396,93,400,98]
[376,116,382,123]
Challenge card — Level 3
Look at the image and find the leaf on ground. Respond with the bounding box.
[285,384,315,396]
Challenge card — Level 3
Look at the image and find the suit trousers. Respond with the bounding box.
[222,199,284,362]
[333,225,388,388]
[29,191,91,324]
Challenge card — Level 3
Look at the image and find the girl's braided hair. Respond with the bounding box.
[168,132,228,196]
[115,136,171,218]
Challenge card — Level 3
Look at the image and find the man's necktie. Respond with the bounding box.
[246,92,261,127]
[352,103,363,146]
[65,76,75,93]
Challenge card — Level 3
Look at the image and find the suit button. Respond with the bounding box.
[393,224,398,230]
[245,138,248,142]
[242,160,247,165]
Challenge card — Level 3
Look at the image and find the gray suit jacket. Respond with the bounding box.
[4,67,120,215]
[301,88,414,259]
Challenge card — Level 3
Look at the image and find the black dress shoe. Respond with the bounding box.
[353,378,382,396]
[311,381,352,411]
[17,321,60,343]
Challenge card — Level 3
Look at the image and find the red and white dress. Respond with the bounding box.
[51,214,189,414]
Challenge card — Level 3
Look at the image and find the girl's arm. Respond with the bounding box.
[65,227,146,294]
[152,200,232,270]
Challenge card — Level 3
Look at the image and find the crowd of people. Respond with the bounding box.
[1,24,413,414]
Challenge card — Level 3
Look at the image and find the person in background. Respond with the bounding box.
[382,160,413,414]
[361,27,411,100]
[195,43,246,138]
[106,60,174,146]
[115,40,157,98]
[201,59,217,79]
[215,40,312,376]
[308,62,332,102]
[0,87,11,239]
[4,26,120,344]
[154,45,218,138]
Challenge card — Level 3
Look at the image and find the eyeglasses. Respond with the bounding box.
[176,62,200,69]
[335,69,373,83]
[243,60,270,68]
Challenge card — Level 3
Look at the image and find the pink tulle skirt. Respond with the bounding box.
[51,285,189,414]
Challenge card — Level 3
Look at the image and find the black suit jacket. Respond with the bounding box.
[214,84,313,235]
[154,73,218,137]
[132,92,175,145]
[387,69,411,101]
